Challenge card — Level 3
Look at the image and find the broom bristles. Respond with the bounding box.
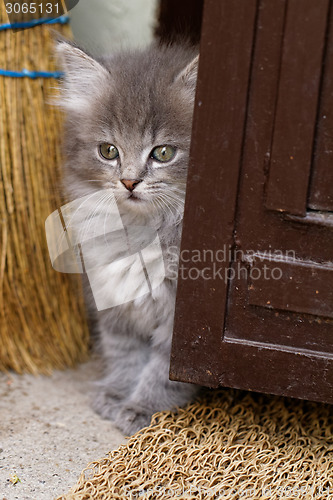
[0,4,89,374]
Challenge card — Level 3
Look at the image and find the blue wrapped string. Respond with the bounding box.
[0,15,69,79]
[0,68,64,78]
[0,14,69,31]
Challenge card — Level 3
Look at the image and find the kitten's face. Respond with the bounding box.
[56,42,198,222]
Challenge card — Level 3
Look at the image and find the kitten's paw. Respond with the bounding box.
[112,406,152,435]
[92,390,121,420]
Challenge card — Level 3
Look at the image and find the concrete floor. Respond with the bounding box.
[0,359,127,500]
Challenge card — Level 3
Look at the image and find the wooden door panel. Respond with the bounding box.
[247,256,333,319]
[171,0,333,404]
[309,2,333,212]
[170,0,257,388]
[217,342,333,404]
[220,0,333,402]
[225,262,333,355]
[265,0,329,216]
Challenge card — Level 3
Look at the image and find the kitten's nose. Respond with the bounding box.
[121,179,142,192]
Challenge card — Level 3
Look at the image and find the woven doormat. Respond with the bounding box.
[57,389,333,499]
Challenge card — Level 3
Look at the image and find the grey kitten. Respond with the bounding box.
[56,41,199,434]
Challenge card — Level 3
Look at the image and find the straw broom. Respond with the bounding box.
[0,3,90,373]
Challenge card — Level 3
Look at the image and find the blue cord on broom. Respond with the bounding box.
[0,68,64,78]
[0,15,69,78]
[0,14,70,30]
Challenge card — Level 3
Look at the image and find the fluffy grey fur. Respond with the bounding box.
[56,41,199,434]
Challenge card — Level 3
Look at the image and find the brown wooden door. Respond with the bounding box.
[170,0,333,404]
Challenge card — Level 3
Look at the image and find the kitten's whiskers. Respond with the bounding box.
[54,190,110,254]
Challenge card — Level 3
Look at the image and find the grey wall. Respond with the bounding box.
[69,0,159,55]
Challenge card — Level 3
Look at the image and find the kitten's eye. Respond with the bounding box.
[151,145,176,163]
[99,143,119,160]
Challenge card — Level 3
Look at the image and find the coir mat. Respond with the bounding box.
[57,388,333,499]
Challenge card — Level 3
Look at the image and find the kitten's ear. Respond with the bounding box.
[55,40,110,111]
[175,54,199,94]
